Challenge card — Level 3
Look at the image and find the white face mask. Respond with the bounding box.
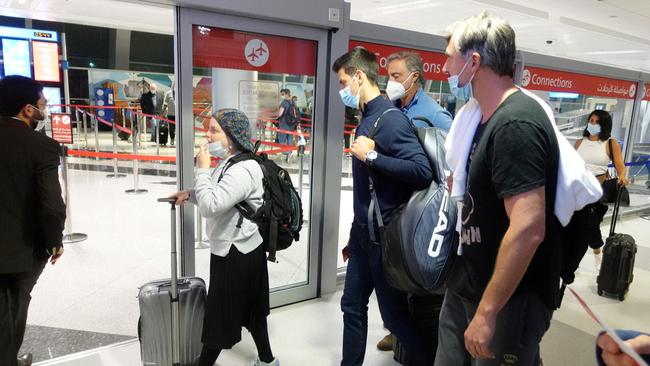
[385,72,415,102]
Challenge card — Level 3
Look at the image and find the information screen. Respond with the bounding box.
[33,41,60,82]
[2,38,32,77]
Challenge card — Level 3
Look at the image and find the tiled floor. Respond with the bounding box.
[19,147,650,365]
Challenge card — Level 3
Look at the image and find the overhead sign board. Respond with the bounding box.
[349,40,447,81]
[0,26,58,42]
[522,66,637,99]
[192,26,317,76]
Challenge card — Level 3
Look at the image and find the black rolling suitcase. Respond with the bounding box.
[597,187,636,301]
[158,121,169,145]
[138,198,206,365]
[393,293,444,365]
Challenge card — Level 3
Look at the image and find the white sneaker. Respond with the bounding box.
[248,357,280,366]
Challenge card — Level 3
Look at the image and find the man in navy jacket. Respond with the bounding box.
[333,47,434,366]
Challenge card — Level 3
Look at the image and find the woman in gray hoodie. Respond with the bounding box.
[171,109,279,366]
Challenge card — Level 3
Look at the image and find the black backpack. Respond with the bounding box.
[368,111,459,295]
[219,142,303,262]
[287,102,302,127]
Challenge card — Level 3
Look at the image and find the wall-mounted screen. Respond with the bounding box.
[33,41,60,82]
[2,38,32,77]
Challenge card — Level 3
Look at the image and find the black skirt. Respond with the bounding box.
[201,244,270,349]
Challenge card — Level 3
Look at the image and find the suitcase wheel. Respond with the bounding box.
[618,293,626,301]
[597,289,603,296]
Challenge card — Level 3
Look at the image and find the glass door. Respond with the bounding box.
[176,9,329,306]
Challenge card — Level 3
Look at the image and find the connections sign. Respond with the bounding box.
[521,67,637,99]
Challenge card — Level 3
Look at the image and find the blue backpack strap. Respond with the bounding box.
[366,108,400,244]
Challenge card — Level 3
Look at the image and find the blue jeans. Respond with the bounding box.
[596,330,650,365]
[278,122,294,154]
[149,117,157,141]
[341,223,432,366]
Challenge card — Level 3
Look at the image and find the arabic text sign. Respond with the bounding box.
[349,40,447,81]
[522,67,637,99]
[51,113,73,144]
[238,80,280,120]
[644,84,650,101]
[33,41,60,82]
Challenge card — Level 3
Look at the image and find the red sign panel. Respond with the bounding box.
[521,66,637,99]
[349,40,447,81]
[192,26,317,76]
[644,84,650,101]
[33,41,60,82]
[51,113,73,144]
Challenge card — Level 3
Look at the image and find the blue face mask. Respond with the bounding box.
[587,123,602,136]
[339,74,360,109]
[207,141,227,158]
[448,58,475,100]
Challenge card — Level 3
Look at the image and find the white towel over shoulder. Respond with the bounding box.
[444,88,602,228]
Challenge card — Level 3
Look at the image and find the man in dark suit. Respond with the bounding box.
[0,75,66,366]
[140,83,164,143]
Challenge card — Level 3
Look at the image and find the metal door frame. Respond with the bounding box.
[175,7,330,306]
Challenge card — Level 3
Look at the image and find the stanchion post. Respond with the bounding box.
[155,115,160,156]
[297,129,306,199]
[60,145,88,244]
[125,127,148,195]
[107,118,126,178]
[92,112,99,156]
[74,108,81,145]
[82,107,88,145]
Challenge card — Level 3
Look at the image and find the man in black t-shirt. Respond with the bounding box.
[435,13,561,366]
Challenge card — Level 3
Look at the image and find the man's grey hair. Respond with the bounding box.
[446,11,516,77]
[387,51,425,86]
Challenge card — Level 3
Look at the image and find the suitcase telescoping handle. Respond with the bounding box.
[609,185,625,237]
[157,197,181,366]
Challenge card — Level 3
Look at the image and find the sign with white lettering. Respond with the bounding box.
[51,113,73,144]
[522,66,637,99]
[349,40,447,81]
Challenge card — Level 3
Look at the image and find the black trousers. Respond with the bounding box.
[0,259,47,366]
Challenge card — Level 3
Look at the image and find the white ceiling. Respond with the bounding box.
[0,0,174,34]
[349,0,650,74]
[1,0,649,74]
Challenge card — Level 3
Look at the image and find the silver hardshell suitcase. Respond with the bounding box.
[138,198,206,366]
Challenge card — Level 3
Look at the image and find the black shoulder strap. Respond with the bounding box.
[368,108,399,139]
[217,152,255,183]
[607,138,614,161]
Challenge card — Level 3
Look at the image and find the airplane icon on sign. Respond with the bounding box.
[245,39,269,67]
[247,43,267,62]
[255,43,267,56]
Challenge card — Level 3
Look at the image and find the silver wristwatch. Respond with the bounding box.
[366,150,378,166]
